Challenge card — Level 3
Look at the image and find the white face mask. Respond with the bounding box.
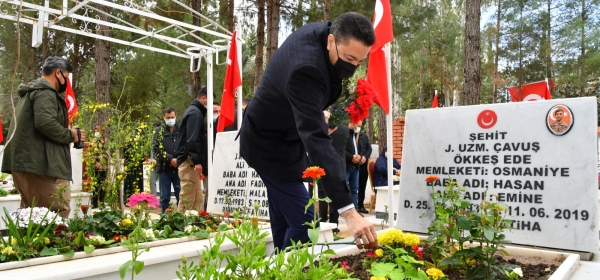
[164,119,176,127]
[94,132,101,138]
[213,114,219,121]
[354,127,361,134]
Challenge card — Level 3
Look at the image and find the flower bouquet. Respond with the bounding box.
[328,78,380,128]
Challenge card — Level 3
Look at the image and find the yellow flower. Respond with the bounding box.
[377,229,404,246]
[403,233,421,246]
[0,244,4,249]
[44,237,50,244]
[370,277,387,280]
[426,268,444,280]
[375,249,384,257]
[2,246,14,255]
[124,167,128,171]
[11,238,17,246]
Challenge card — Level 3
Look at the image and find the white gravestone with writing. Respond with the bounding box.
[396,97,598,253]
[207,132,269,219]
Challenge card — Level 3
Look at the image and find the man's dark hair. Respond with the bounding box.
[330,12,375,47]
[242,98,252,106]
[42,56,73,76]
[213,102,221,106]
[164,108,175,115]
[554,108,564,116]
[153,121,162,127]
[195,86,208,99]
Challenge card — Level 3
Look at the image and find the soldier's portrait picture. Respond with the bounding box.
[546,105,573,136]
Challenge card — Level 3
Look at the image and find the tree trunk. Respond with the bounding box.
[419,63,424,109]
[546,0,552,95]
[191,0,203,96]
[377,107,387,149]
[493,0,501,104]
[228,0,235,32]
[254,0,266,91]
[324,0,330,21]
[579,0,586,97]
[95,3,111,125]
[463,0,481,105]
[266,0,280,63]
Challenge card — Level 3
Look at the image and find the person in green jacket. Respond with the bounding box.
[1,56,85,218]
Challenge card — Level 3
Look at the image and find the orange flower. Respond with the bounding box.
[425,175,440,183]
[302,166,326,180]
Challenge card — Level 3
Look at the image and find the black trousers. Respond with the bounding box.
[308,182,339,225]
[358,163,369,209]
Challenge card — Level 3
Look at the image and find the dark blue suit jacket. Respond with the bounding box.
[240,21,353,210]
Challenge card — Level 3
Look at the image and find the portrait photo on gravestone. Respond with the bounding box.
[397,97,598,253]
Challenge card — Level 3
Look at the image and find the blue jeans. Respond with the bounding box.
[345,165,359,209]
[159,172,181,213]
[259,174,318,252]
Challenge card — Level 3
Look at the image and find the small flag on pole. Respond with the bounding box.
[431,91,439,108]
[65,76,79,126]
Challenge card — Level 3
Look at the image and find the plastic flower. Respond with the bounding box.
[126,192,159,209]
[426,268,445,280]
[375,249,384,257]
[513,267,523,277]
[341,261,350,270]
[426,175,440,183]
[302,166,326,180]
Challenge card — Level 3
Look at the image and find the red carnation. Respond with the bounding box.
[412,245,423,260]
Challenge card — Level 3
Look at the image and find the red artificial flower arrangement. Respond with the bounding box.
[345,78,380,124]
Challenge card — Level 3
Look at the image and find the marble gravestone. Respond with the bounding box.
[397,97,598,253]
[207,131,269,219]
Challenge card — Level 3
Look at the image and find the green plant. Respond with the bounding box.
[422,175,518,279]
[8,188,19,195]
[119,192,160,280]
[50,183,71,216]
[0,188,8,197]
[84,210,125,238]
[0,172,8,181]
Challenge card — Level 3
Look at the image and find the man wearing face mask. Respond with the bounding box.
[355,121,372,214]
[176,87,209,212]
[1,56,85,218]
[153,108,181,213]
[240,12,378,251]
[345,120,364,210]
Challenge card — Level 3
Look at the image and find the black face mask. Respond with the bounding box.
[333,42,358,79]
[57,71,68,93]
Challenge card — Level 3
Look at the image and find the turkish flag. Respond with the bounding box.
[508,80,554,102]
[65,77,79,127]
[217,31,242,132]
[431,93,438,108]
[367,0,394,114]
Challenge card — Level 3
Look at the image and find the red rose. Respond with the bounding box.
[200,211,209,216]
[80,205,89,214]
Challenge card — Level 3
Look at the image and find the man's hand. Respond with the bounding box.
[193,164,203,175]
[360,156,367,165]
[71,126,86,142]
[396,169,401,176]
[352,155,361,163]
[170,158,177,167]
[340,208,378,250]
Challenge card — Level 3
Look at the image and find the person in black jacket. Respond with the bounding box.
[356,126,372,214]
[153,108,180,213]
[176,87,209,212]
[239,12,378,251]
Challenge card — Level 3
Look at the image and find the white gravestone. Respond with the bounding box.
[396,97,598,253]
[207,132,269,219]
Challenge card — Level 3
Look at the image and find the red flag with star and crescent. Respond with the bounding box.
[65,77,79,126]
[507,79,554,102]
[367,0,394,114]
[217,31,242,132]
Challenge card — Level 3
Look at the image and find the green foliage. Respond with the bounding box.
[84,210,125,239]
[422,176,519,279]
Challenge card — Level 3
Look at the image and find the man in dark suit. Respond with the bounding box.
[240,12,377,251]
[356,124,372,214]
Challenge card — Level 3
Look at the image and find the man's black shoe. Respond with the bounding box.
[332,228,340,234]
[358,208,369,214]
